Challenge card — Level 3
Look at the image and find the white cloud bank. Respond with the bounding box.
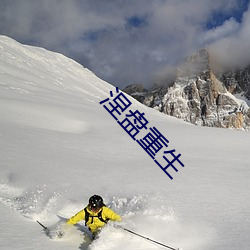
[0,0,249,87]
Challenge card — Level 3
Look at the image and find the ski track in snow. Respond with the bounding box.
[0,99,91,134]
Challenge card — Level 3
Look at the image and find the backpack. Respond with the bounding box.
[84,206,109,226]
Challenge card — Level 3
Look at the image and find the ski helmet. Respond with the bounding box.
[89,195,104,210]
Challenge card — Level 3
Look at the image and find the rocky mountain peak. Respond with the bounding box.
[177,49,210,78]
[123,49,250,130]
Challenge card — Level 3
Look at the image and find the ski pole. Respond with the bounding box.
[122,227,180,250]
[37,220,48,231]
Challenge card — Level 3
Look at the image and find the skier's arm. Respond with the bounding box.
[67,209,85,225]
[104,207,122,222]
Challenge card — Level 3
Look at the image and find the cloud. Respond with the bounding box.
[209,3,250,69]
[200,18,240,45]
[0,0,249,88]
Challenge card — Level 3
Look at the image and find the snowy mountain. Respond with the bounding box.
[217,65,250,101]
[124,49,250,130]
[0,36,250,250]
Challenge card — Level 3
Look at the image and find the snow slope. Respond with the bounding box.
[0,36,249,250]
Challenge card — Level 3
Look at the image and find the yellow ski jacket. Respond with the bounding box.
[67,206,121,233]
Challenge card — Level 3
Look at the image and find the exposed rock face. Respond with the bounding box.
[123,49,250,130]
[217,66,250,100]
[123,84,147,103]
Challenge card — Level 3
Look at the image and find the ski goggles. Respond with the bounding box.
[89,205,101,212]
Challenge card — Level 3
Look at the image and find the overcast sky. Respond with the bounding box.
[0,0,249,88]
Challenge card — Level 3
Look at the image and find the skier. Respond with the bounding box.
[66,194,121,239]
